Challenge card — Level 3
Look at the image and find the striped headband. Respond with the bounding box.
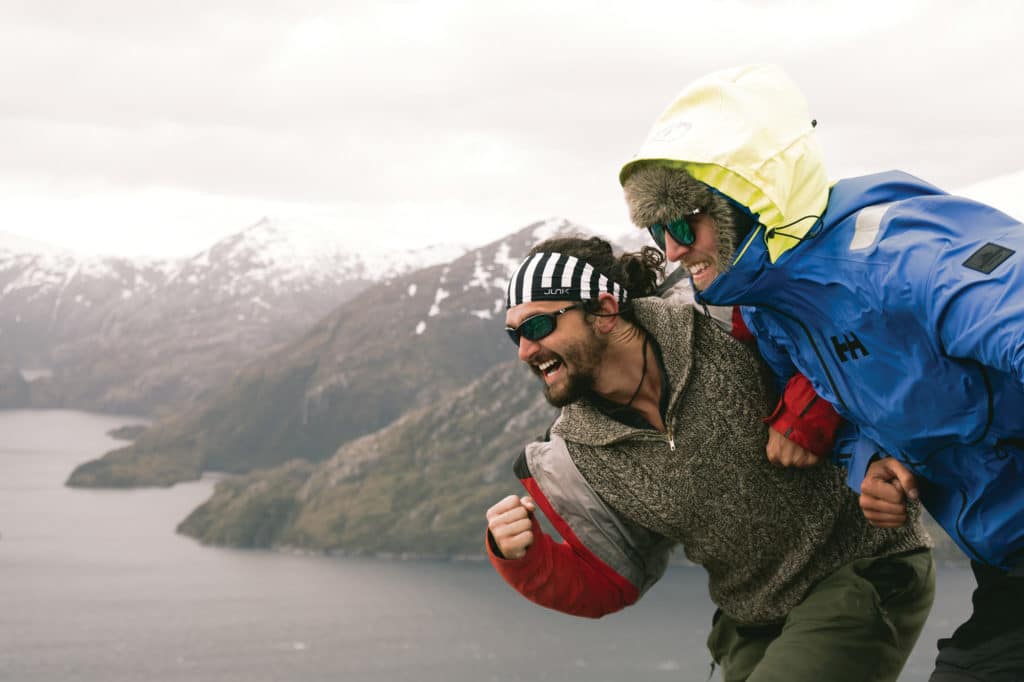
[505,252,629,308]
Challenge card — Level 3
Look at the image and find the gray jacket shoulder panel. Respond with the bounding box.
[524,433,672,596]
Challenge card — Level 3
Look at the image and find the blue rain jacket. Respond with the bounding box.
[698,171,1024,569]
[622,64,1024,569]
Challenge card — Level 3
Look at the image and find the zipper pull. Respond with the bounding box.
[667,428,676,451]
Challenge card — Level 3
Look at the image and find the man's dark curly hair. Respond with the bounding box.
[527,235,665,326]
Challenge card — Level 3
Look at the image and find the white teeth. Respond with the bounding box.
[538,359,557,371]
[688,261,709,275]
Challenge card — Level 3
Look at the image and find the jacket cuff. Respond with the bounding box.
[845,438,885,494]
[486,529,506,559]
[485,524,544,576]
[764,373,843,457]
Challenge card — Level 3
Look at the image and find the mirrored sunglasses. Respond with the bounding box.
[647,208,702,251]
[505,303,585,347]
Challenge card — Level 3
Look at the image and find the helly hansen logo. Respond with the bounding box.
[831,333,870,362]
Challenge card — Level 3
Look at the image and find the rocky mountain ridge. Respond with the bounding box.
[0,219,465,414]
[176,358,557,556]
[66,217,586,487]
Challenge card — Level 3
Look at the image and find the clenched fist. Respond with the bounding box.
[859,457,919,528]
[766,427,824,468]
[486,494,536,560]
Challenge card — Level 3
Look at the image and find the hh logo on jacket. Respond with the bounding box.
[831,333,870,363]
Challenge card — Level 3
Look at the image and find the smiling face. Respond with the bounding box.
[505,300,607,407]
[660,211,723,290]
[623,164,746,292]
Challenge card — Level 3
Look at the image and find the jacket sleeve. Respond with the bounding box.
[927,225,1024,386]
[763,373,844,457]
[738,307,843,456]
[486,436,672,619]
[486,521,635,618]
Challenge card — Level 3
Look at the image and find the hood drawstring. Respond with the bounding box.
[764,214,824,244]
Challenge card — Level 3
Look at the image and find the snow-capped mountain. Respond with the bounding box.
[165,218,467,295]
[0,218,467,413]
[0,231,76,257]
[68,217,595,487]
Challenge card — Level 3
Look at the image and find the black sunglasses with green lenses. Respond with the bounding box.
[647,208,702,251]
[505,303,585,347]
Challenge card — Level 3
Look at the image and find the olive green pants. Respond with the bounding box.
[707,549,935,682]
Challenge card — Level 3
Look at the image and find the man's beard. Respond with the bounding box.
[539,331,607,408]
[706,200,757,287]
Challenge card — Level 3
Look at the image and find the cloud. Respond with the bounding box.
[1,1,1022,256]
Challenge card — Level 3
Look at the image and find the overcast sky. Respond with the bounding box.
[2,0,1022,257]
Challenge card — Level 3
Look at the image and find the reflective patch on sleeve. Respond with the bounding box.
[963,242,1015,275]
[850,202,894,251]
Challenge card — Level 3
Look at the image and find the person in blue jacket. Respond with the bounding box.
[619,63,1024,681]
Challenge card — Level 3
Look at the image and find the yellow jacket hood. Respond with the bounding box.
[620,64,829,262]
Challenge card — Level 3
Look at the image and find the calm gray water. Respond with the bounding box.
[0,410,973,681]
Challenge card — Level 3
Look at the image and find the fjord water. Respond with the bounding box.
[1,410,970,681]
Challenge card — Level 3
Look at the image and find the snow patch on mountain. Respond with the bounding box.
[531,217,574,242]
[0,217,469,303]
[492,242,521,279]
[466,252,502,292]
[428,287,450,317]
[221,218,466,286]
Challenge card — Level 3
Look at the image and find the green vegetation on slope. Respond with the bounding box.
[66,228,531,489]
[177,461,317,547]
[178,360,557,557]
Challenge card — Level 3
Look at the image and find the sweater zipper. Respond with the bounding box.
[610,429,676,451]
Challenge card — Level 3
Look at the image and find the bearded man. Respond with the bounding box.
[485,235,934,681]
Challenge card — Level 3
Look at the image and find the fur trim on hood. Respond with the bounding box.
[620,64,830,264]
[622,164,751,278]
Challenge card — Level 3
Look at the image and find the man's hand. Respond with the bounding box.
[766,427,824,468]
[859,457,919,528]
[486,495,536,560]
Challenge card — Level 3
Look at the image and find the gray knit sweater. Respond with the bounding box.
[552,297,931,624]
